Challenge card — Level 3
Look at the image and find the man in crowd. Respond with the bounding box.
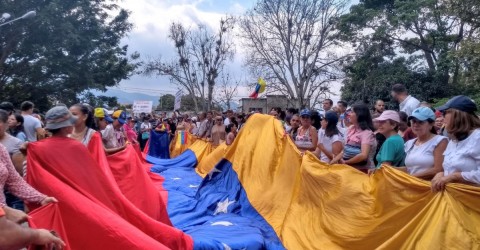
[101,110,127,153]
[372,99,385,119]
[20,101,45,141]
[322,99,333,113]
[0,207,65,249]
[197,111,213,139]
[224,110,234,126]
[391,83,420,116]
[0,102,15,115]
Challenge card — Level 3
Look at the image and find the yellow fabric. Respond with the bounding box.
[258,77,266,93]
[222,114,480,249]
[170,131,192,158]
[188,139,213,163]
[196,143,228,177]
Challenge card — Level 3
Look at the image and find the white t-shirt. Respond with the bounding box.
[0,134,23,155]
[140,122,151,131]
[399,95,420,116]
[22,114,42,142]
[317,128,344,163]
[101,124,119,149]
[443,129,480,184]
[224,117,231,126]
[404,135,447,175]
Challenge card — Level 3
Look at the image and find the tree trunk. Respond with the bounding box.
[207,80,214,111]
[190,92,199,112]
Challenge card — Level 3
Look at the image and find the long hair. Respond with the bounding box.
[9,113,25,137]
[352,103,374,131]
[72,104,95,129]
[325,119,341,138]
[446,109,480,140]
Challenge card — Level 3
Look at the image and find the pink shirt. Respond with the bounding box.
[346,126,375,146]
[123,124,137,143]
[0,144,45,207]
[346,126,377,169]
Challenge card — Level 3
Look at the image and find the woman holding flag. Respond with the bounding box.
[170,116,191,158]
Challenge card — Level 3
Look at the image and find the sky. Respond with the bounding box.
[116,0,344,104]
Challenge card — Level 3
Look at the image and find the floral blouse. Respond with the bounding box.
[0,144,46,207]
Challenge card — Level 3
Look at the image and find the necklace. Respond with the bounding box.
[70,127,88,140]
[415,134,434,146]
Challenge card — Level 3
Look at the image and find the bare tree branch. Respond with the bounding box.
[143,17,235,112]
[240,0,349,109]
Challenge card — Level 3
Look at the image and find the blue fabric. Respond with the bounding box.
[149,152,285,250]
[148,131,170,159]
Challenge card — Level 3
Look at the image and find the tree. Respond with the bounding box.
[0,0,139,112]
[338,0,480,99]
[214,72,239,110]
[79,91,120,109]
[144,17,235,112]
[157,94,175,111]
[239,0,349,109]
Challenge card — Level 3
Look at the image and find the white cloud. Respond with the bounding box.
[116,0,242,96]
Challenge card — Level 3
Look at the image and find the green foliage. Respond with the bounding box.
[79,92,119,109]
[341,57,437,108]
[0,0,139,112]
[157,94,175,111]
[338,0,480,104]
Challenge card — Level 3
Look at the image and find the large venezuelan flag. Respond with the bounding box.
[26,137,192,250]
[149,114,480,249]
[23,114,480,249]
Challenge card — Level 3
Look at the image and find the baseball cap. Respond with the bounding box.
[373,110,400,123]
[408,107,436,121]
[45,106,77,130]
[94,108,114,123]
[300,109,311,117]
[324,111,338,124]
[437,95,477,114]
[112,110,127,124]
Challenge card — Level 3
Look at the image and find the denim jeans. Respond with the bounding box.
[5,189,25,210]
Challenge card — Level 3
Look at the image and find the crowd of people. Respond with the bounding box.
[280,84,480,191]
[0,83,479,248]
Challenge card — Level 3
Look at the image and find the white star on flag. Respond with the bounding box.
[222,243,232,250]
[207,167,222,180]
[171,177,181,180]
[211,221,234,226]
[189,184,199,188]
[213,198,235,215]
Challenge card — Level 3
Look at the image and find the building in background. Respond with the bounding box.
[239,95,305,113]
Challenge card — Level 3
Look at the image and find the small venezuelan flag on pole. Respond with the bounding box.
[249,77,267,98]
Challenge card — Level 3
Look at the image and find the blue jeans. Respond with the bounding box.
[5,190,24,210]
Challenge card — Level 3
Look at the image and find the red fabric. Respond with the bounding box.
[143,139,150,154]
[28,203,70,249]
[86,133,169,220]
[26,137,193,250]
[402,128,417,142]
[106,145,171,224]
